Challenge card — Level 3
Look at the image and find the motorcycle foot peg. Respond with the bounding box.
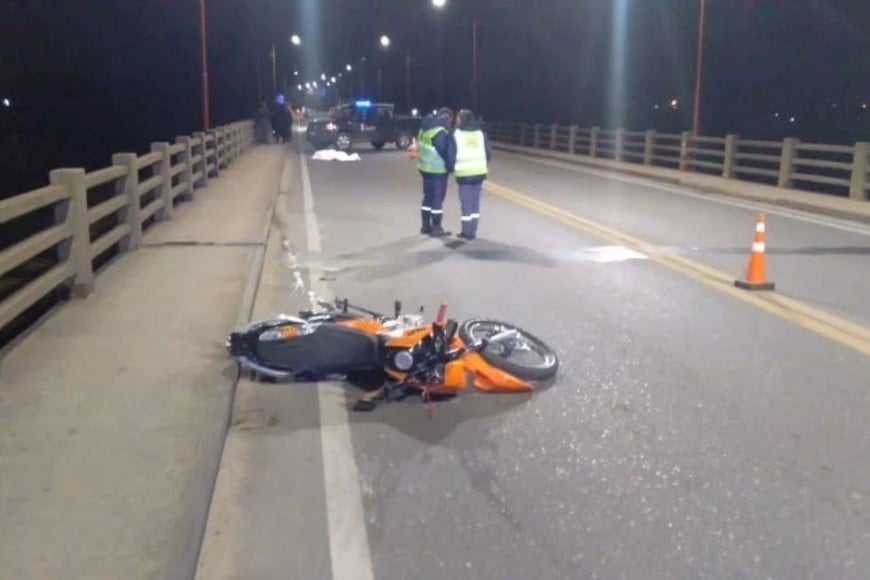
[353,399,378,412]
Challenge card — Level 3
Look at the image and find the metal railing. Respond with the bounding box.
[487,122,870,202]
[0,120,255,333]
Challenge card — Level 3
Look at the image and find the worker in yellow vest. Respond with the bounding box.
[451,109,491,240]
[415,108,455,236]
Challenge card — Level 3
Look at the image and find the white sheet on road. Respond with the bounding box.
[312,149,361,162]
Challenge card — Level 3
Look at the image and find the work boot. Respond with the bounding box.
[420,211,431,234]
[428,214,450,237]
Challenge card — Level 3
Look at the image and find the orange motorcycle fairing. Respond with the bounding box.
[462,351,534,393]
[427,360,468,394]
[338,318,386,334]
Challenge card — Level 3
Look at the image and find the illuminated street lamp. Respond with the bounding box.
[380,35,390,48]
[432,0,446,7]
[291,34,301,46]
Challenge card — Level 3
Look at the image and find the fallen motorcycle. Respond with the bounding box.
[226,298,559,411]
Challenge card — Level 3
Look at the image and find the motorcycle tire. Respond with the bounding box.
[458,319,559,381]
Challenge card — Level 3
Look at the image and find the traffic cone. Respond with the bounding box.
[408,138,418,159]
[734,213,775,291]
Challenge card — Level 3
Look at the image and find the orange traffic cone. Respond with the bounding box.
[408,138,419,159]
[734,213,775,291]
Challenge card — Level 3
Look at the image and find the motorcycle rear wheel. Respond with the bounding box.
[458,319,559,381]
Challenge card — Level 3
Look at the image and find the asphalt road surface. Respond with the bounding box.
[206,140,870,580]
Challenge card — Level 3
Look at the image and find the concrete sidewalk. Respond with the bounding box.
[494,142,870,224]
[0,145,285,580]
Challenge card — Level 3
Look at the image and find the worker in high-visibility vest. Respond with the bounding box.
[415,107,455,236]
[450,109,491,240]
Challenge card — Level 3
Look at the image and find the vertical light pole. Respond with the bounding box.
[199,0,210,129]
[270,44,277,97]
[433,0,446,105]
[472,17,479,112]
[379,35,390,97]
[286,35,301,101]
[405,50,412,111]
[692,0,707,135]
[255,51,262,105]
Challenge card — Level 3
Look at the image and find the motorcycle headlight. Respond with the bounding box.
[325,122,338,132]
[393,350,414,371]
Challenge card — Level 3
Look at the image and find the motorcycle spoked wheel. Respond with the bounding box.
[458,319,559,381]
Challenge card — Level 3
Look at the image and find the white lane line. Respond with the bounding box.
[300,152,375,580]
[280,151,293,192]
[496,149,870,237]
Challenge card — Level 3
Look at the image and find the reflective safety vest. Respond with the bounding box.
[416,126,448,174]
[454,129,487,178]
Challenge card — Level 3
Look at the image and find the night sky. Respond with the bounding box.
[2,0,869,193]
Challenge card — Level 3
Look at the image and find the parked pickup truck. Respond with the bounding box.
[305,101,422,152]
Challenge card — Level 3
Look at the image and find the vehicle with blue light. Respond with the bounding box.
[305,101,421,152]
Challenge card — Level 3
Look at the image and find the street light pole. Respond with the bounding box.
[692,0,706,135]
[271,44,277,98]
[472,17,479,112]
[199,0,210,129]
[255,51,262,105]
[405,50,411,111]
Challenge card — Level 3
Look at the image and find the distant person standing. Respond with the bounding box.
[270,95,291,144]
[415,107,455,236]
[450,109,491,240]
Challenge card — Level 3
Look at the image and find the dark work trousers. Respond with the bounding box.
[420,173,448,231]
[458,181,482,236]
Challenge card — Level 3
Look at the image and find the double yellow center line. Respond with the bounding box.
[485,180,870,357]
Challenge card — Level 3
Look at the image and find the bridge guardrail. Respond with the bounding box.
[486,122,870,202]
[0,120,255,334]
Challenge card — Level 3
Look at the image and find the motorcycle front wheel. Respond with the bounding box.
[458,319,559,381]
